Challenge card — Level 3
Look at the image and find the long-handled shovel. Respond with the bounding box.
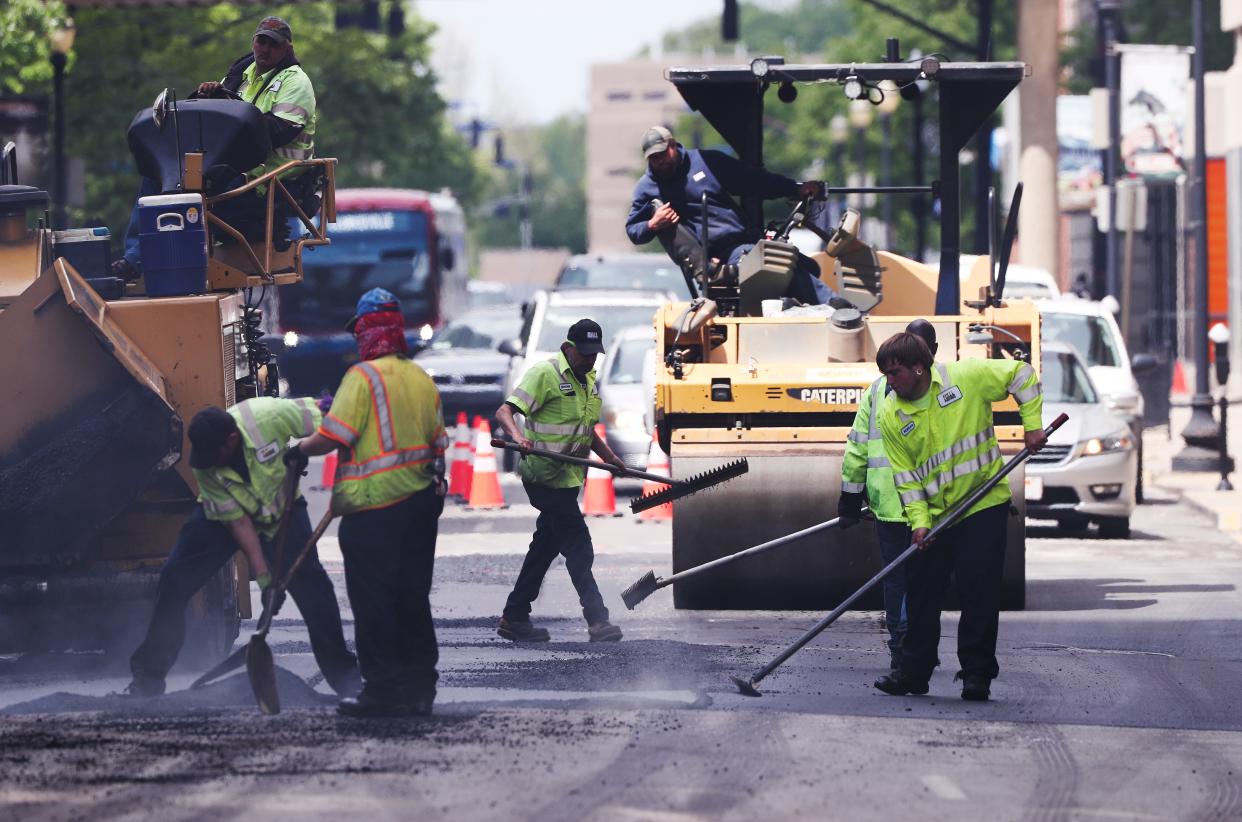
[620,508,870,610]
[730,413,1068,697]
[189,505,335,711]
[491,438,748,513]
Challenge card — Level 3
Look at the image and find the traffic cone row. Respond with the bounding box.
[465,418,508,509]
[582,423,622,517]
[638,432,673,522]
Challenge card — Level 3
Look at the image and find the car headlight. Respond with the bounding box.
[1079,430,1133,456]
[283,330,299,349]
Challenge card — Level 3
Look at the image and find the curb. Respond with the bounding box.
[1151,475,1242,543]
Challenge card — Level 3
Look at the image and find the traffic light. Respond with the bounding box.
[723,0,739,42]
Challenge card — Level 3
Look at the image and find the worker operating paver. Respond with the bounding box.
[494,319,626,643]
[873,332,1045,702]
[290,287,449,718]
[124,399,359,699]
[838,319,939,673]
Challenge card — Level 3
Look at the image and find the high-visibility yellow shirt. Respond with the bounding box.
[506,350,600,489]
[194,396,320,538]
[319,354,448,515]
[878,359,1043,531]
[841,375,905,523]
[238,61,316,182]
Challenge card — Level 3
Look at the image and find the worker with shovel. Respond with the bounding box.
[495,319,626,643]
[124,400,359,699]
[289,287,449,718]
[872,332,1045,702]
[838,319,939,674]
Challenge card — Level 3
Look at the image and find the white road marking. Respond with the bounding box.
[921,774,967,800]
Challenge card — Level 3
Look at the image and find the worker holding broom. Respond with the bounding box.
[494,318,626,644]
[290,287,449,718]
[872,332,1044,702]
[838,319,939,674]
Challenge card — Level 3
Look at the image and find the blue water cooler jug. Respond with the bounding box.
[137,193,208,297]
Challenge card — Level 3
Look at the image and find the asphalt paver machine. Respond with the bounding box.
[0,92,335,656]
[653,54,1040,610]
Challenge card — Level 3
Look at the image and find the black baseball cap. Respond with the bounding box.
[567,318,605,355]
[188,406,238,469]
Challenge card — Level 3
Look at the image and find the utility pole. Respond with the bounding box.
[1099,0,1122,300]
[1174,0,1220,469]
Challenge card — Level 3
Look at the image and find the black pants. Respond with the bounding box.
[130,500,359,694]
[503,482,609,625]
[874,519,911,654]
[900,503,1009,682]
[338,486,444,702]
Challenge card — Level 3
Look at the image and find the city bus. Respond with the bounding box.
[273,188,468,395]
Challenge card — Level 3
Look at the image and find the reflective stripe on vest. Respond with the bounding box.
[355,361,397,452]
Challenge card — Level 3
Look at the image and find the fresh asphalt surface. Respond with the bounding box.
[2,459,1240,820]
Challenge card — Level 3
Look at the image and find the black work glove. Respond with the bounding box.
[283,443,309,475]
[837,491,864,530]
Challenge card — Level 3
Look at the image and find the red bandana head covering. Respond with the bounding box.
[354,310,408,361]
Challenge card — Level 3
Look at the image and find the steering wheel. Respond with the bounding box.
[190,85,242,101]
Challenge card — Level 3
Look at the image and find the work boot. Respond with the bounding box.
[497,617,550,643]
[873,670,929,696]
[889,649,903,673]
[958,674,991,702]
[119,676,165,698]
[336,691,429,719]
[587,621,623,642]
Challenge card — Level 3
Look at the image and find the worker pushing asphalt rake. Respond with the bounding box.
[621,508,871,610]
[730,413,1069,697]
[490,438,747,513]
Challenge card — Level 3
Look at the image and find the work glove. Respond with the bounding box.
[837,491,864,530]
[316,390,334,415]
[283,443,309,475]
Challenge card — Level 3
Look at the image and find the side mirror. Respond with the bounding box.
[498,338,523,357]
[1130,352,1159,375]
[439,244,455,272]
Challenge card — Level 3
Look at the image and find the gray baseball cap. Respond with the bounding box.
[641,126,674,158]
[254,16,293,44]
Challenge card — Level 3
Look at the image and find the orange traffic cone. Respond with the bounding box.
[465,419,508,509]
[317,450,338,491]
[448,412,472,499]
[1171,359,1189,397]
[583,423,622,517]
[638,432,673,521]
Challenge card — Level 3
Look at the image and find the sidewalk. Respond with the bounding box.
[1144,402,1242,541]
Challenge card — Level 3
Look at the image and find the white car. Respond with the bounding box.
[1039,296,1157,500]
[960,256,1061,300]
[597,326,657,469]
[1026,342,1138,538]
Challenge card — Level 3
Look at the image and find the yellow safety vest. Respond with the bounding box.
[319,354,448,514]
[878,359,1043,531]
[841,376,905,522]
[194,396,320,538]
[238,61,316,183]
[506,350,600,488]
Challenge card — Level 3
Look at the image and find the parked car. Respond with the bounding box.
[1025,342,1138,538]
[497,288,669,470]
[959,256,1061,300]
[554,253,691,298]
[466,279,514,309]
[598,326,657,469]
[1039,296,1157,500]
[413,306,522,424]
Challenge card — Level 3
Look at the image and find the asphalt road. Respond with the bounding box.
[2,467,1240,821]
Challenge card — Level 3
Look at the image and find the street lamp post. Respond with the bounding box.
[1209,323,1233,490]
[829,114,849,223]
[49,19,76,231]
[1174,0,1220,470]
[876,80,900,251]
[848,99,872,213]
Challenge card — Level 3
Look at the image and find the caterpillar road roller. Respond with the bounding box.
[0,90,335,656]
[650,54,1040,610]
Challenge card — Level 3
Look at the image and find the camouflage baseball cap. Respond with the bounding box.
[254,16,292,44]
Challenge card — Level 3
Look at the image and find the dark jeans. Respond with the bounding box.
[338,486,444,702]
[900,502,1009,683]
[874,519,910,654]
[130,500,359,694]
[503,482,609,625]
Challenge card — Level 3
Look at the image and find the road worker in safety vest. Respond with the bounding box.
[291,287,449,718]
[872,331,1045,703]
[125,399,359,699]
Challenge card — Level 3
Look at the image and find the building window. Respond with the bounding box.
[643,91,667,101]
[606,91,633,102]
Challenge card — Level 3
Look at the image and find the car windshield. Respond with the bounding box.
[1042,351,1098,404]
[429,311,521,351]
[535,305,660,353]
[557,260,683,292]
[608,335,655,385]
[1042,312,1122,367]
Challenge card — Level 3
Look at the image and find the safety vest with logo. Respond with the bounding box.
[237,61,316,183]
[878,359,1043,532]
[841,376,905,522]
[194,396,321,538]
[318,354,448,515]
[506,350,601,489]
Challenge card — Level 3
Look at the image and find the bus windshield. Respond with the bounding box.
[281,210,432,331]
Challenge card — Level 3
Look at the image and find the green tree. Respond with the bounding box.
[0,0,68,96]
